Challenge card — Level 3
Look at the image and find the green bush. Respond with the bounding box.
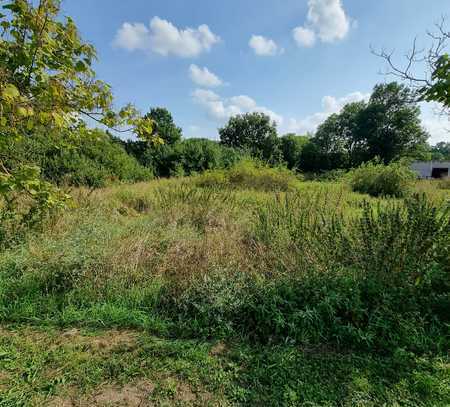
[195,159,301,191]
[125,138,247,178]
[348,161,416,197]
[3,130,153,188]
[0,166,69,248]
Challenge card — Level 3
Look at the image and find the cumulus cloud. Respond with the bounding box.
[293,0,352,47]
[292,27,316,48]
[249,35,281,56]
[114,17,220,57]
[192,89,283,126]
[189,65,223,87]
[286,91,369,134]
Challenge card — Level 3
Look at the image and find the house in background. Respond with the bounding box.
[411,161,450,179]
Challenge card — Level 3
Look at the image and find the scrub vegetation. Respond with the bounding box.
[1,1,450,405]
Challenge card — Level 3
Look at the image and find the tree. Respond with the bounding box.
[280,134,310,170]
[146,107,182,145]
[178,139,222,175]
[313,101,367,169]
[0,0,158,242]
[360,83,429,163]
[373,18,450,112]
[310,83,428,169]
[431,142,450,160]
[297,140,322,173]
[219,112,282,163]
[0,0,156,147]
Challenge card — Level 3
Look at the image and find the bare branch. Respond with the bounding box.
[372,15,449,93]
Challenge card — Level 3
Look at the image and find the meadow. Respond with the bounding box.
[0,162,449,406]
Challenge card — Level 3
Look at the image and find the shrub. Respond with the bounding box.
[348,161,416,197]
[125,139,247,178]
[3,130,153,188]
[195,160,300,191]
[0,166,69,248]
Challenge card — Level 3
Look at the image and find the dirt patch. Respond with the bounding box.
[59,328,138,352]
[89,330,138,352]
[0,371,10,391]
[210,342,227,356]
[47,396,76,407]
[48,380,155,407]
[92,380,155,406]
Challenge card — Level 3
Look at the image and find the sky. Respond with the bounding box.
[60,0,450,144]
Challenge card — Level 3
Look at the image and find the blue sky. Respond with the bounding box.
[61,0,450,143]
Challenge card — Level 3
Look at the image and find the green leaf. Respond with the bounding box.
[2,84,20,100]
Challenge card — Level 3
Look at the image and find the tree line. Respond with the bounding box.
[4,83,450,189]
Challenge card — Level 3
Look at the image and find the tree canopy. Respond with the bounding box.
[219,112,282,164]
[145,107,182,145]
[312,82,428,168]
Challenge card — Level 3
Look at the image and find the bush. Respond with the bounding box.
[0,166,69,248]
[125,139,247,178]
[3,130,153,188]
[195,160,301,191]
[348,161,416,197]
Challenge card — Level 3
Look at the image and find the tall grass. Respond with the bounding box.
[0,166,448,354]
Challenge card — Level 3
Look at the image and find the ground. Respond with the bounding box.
[1,325,448,406]
[1,173,449,406]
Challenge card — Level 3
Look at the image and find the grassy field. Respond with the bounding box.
[0,165,449,406]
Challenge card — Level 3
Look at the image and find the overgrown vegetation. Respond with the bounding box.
[348,160,417,197]
[1,1,449,405]
[0,168,449,404]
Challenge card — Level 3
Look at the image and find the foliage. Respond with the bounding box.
[280,133,310,170]
[0,0,160,236]
[361,83,429,163]
[3,130,153,188]
[313,83,429,169]
[420,53,450,107]
[145,107,182,145]
[348,160,417,197]
[219,112,283,164]
[0,177,448,363]
[314,101,367,169]
[195,159,300,191]
[374,18,450,116]
[306,168,349,182]
[125,138,247,178]
[431,141,450,160]
[0,165,69,247]
[0,0,157,145]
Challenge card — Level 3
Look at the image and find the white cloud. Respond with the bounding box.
[292,27,316,48]
[286,91,369,134]
[113,23,149,51]
[192,89,283,126]
[114,17,220,57]
[229,95,257,110]
[189,64,223,87]
[293,0,352,47]
[249,35,281,56]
